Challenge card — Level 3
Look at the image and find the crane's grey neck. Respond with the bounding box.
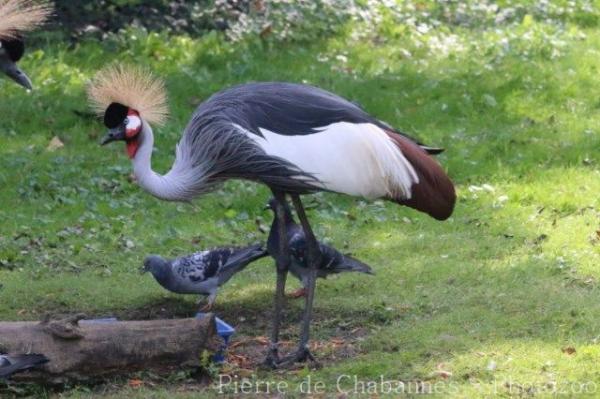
[132,123,194,201]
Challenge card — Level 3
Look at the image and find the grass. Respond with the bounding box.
[3,1,600,397]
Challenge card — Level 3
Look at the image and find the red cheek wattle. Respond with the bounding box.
[126,127,139,138]
[126,140,140,159]
[125,109,142,158]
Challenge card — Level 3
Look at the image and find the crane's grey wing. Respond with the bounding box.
[196,82,433,148]
[176,117,320,196]
[174,82,442,198]
[197,82,443,153]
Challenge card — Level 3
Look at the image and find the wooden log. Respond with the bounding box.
[0,314,219,382]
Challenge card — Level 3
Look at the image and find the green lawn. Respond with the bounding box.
[3,1,600,397]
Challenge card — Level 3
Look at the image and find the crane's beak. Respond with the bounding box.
[0,59,32,90]
[100,126,126,145]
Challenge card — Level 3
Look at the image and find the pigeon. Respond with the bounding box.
[142,244,268,310]
[0,353,48,379]
[265,198,374,298]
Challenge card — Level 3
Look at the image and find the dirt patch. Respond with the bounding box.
[111,296,373,369]
[225,326,369,372]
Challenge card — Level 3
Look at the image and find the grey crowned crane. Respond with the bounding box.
[0,0,52,90]
[88,64,456,367]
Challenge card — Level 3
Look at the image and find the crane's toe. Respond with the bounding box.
[273,346,320,369]
[261,345,281,369]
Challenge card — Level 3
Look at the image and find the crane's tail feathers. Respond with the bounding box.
[0,353,49,378]
[420,146,445,155]
[385,131,456,221]
[338,255,374,275]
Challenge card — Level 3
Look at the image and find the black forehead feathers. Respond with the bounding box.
[104,102,128,129]
[1,38,25,62]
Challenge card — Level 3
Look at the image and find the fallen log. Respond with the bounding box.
[0,314,219,382]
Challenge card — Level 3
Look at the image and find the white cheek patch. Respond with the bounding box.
[126,115,142,131]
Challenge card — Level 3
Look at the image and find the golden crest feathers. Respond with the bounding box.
[0,0,52,40]
[87,64,169,126]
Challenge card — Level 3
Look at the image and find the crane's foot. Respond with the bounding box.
[276,346,320,369]
[287,287,307,298]
[261,345,280,369]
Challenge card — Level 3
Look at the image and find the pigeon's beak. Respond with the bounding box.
[139,265,148,274]
[0,58,32,90]
[263,203,270,211]
[101,126,126,146]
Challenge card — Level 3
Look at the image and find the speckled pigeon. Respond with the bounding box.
[142,244,267,310]
[265,198,374,297]
[0,353,48,379]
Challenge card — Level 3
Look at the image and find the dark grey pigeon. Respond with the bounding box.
[265,198,374,298]
[142,244,267,310]
[0,353,48,379]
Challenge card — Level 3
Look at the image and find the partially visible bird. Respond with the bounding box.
[0,353,48,379]
[0,0,52,89]
[265,198,373,298]
[142,244,268,310]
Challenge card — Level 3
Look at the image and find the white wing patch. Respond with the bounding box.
[236,122,419,199]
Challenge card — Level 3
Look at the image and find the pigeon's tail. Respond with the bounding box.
[0,354,49,379]
[335,255,374,275]
[218,244,268,284]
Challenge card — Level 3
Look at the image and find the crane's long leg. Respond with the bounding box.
[263,191,290,368]
[280,194,321,365]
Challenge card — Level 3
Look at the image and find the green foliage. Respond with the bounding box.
[50,0,361,43]
[53,0,213,38]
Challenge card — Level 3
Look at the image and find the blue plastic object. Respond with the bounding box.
[196,313,235,363]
